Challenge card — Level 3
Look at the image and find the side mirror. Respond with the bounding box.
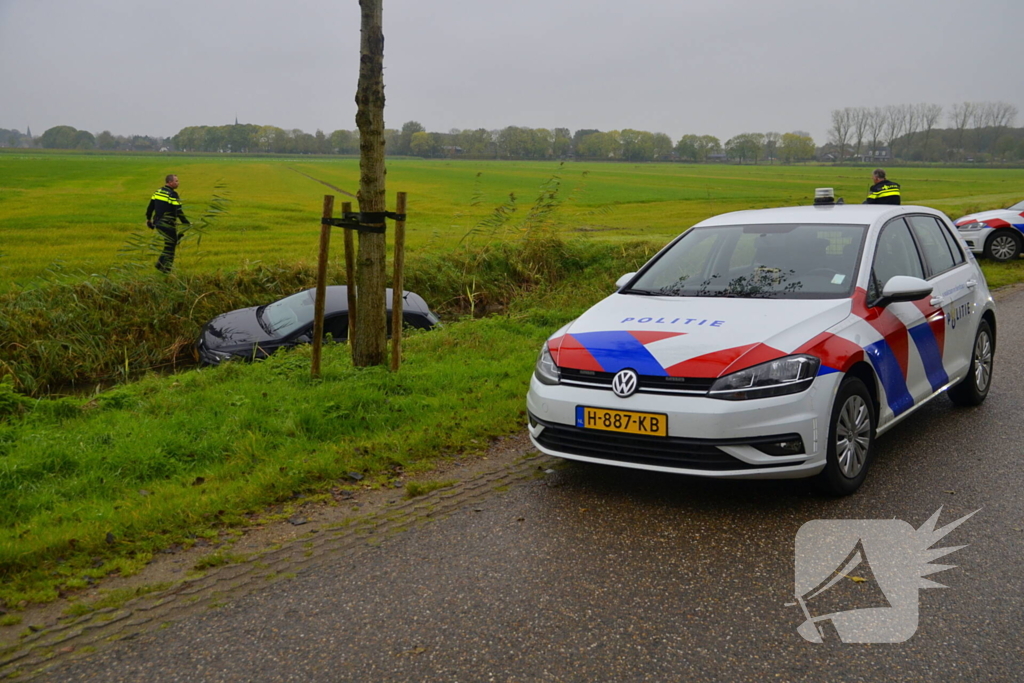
[877,275,932,307]
[615,272,636,289]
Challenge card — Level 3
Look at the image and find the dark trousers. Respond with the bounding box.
[155,223,180,272]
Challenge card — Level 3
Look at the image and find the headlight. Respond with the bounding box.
[534,344,561,385]
[958,221,987,231]
[708,355,820,400]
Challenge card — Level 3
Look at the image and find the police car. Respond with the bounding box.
[527,193,996,495]
[954,200,1024,261]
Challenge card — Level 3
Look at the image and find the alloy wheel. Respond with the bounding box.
[990,235,1019,260]
[974,329,993,392]
[835,395,871,478]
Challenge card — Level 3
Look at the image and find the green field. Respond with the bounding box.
[2,152,1024,610]
[2,151,1023,287]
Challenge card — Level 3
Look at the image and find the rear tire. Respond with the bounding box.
[948,320,994,407]
[817,376,876,496]
[983,231,1021,261]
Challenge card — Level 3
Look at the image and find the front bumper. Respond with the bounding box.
[526,372,840,480]
[957,227,992,254]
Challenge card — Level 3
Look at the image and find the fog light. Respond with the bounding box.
[754,437,805,456]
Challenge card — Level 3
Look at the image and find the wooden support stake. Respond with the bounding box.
[342,201,356,343]
[390,192,407,372]
[311,194,334,379]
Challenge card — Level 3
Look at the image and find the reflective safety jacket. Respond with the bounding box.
[146,185,189,226]
[865,180,901,205]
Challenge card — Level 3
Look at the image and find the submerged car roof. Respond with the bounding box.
[693,204,945,228]
[314,286,432,315]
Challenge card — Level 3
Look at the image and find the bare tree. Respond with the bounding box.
[919,103,942,161]
[828,108,853,162]
[992,101,1019,128]
[851,107,869,159]
[882,104,906,160]
[868,107,886,160]
[902,104,921,159]
[949,102,975,161]
[353,0,388,366]
[972,102,1002,155]
[990,101,1019,153]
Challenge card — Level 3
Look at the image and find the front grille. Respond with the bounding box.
[560,368,714,396]
[532,414,801,471]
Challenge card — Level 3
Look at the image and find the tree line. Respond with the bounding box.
[7,104,1023,164]
[827,102,1022,162]
[3,120,818,163]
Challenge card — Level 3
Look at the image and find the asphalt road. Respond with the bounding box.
[42,290,1024,682]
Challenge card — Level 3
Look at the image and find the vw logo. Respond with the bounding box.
[611,369,639,398]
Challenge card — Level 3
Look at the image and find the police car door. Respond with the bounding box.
[904,214,975,385]
[867,217,934,422]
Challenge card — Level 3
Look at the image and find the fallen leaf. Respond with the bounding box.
[849,576,867,583]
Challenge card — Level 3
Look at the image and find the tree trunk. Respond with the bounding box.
[353,0,387,367]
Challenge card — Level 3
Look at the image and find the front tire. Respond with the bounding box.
[983,231,1021,261]
[948,320,994,407]
[817,376,876,496]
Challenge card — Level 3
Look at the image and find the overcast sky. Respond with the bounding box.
[2,0,1022,144]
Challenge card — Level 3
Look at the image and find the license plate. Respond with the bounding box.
[576,406,668,437]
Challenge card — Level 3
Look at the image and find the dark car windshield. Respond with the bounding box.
[625,223,867,299]
[258,290,315,337]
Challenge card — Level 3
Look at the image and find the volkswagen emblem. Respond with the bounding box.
[611,369,639,398]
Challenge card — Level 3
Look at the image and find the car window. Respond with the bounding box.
[935,218,966,266]
[323,314,349,340]
[870,218,925,299]
[259,290,315,337]
[906,215,957,275]
[628,223,866,299]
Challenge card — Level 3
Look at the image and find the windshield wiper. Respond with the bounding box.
[622,288,661,296]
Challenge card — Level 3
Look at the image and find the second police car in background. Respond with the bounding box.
[527,192,995,495]
[954,199,1024,261]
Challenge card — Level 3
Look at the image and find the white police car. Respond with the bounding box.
[527,194,996,495]
[954,200,1024,261]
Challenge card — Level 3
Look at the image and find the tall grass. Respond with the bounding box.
[0,170,646,396]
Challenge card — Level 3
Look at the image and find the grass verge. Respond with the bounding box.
[0,239,653,607]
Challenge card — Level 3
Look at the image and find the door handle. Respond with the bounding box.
[930,297,945,307]
[965,279,978,290]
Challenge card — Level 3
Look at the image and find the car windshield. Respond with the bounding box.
[1007,200,1024,211]
[625,223,868,299]
[258,290,315,337]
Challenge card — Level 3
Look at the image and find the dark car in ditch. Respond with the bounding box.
[197,286,440,364]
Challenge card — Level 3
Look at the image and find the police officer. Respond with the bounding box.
[146,174,191,272]
[864,168,901,205]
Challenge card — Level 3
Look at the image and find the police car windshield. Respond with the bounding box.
[626,223,868,299]
[258,290,315,337]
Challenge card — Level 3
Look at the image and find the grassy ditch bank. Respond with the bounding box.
[0,241,651,608]
[0,236,655,396]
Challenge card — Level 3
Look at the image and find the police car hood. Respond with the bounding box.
[548,294,851,379]
[955,208,1024,226]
